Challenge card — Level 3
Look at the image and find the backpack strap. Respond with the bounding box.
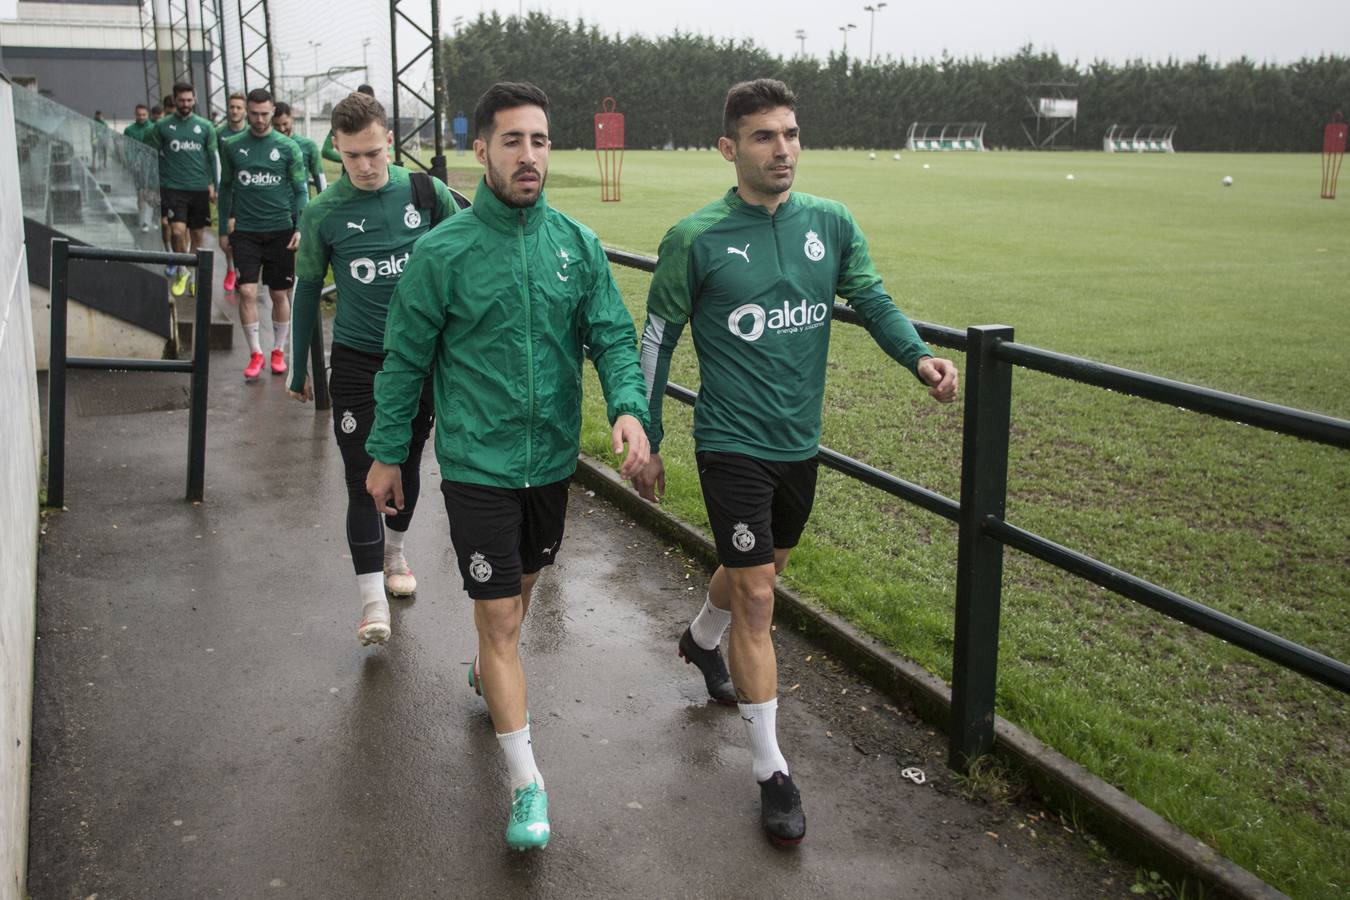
[408,171,442,226]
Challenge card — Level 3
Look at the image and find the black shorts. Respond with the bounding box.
[160,188,211,230]
[696,450,819,568]
[441,478,570,600]
[230,229,296,290]
[329,342,433,452]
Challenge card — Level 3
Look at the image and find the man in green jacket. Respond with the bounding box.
[217,87,308,379]
[288,91,456,646]
[632,79,959,847]
[145,82,219,297]
[271,102,327,196]
[366,82,650,852]
[124,104,156,232]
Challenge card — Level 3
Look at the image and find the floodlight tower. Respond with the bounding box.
[839,23,856,56]
[863,3,887,64]
[794,29,807,57]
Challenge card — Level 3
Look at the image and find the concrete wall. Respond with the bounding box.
[0,77,42,900]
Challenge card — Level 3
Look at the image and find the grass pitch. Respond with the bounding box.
[441,149,1347,897]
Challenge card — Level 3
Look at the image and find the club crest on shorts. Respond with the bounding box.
[469,551,493,583]
[731,522,756,552]
[803,230,825,261]
[340,410,357,434]
[403,203,422,229]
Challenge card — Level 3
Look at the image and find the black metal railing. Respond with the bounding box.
[603,246,1350,774]
[46,238,213,506]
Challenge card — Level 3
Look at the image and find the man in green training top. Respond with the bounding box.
[145,82,218,297]
[124,104,156,232]
[632,78,959,847]
[287,91,455,646]
[271,102,327,196]
[217,87,308,380]
[365,81,651,852]
[217,91,249,292]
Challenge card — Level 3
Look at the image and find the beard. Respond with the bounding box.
[485,156,547,208]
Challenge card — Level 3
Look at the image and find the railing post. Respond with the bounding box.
[46,238,71,509]
[309,315,331,410]
[949,324,1015,772]
[186,248,214,502]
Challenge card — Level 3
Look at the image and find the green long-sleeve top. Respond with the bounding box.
[640,187,932,459]
[288,166,455,392]
[216,128,308,236]
[321,129,341,163]
[292,134,327,194]
[145,112,219,191]
[366,178,650,488]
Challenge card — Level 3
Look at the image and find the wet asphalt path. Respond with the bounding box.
[27,324,1132,898]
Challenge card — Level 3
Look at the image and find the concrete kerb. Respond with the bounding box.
[573,452,1288,900]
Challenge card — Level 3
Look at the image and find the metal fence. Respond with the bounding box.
[45,239,215,507]
[603,247,1350,772]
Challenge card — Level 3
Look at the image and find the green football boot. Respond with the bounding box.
[505,781,550,850]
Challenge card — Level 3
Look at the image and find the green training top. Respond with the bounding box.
[641,187,932,461]
[288,165,455,391]
[216,122,246,143]
[123,120,153,144]
[291,134,326,193]
[321,129,341,163]
[145,112,218,191]
[216,128,309,235]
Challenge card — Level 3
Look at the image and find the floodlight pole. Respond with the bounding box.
[863,3,887,64]
[389,0,447,182]
[794,29,807,57]
[839,23,856,56]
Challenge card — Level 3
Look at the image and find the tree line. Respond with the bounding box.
[442,13,1349,152]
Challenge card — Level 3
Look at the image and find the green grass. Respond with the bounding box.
[456,148,1349,898]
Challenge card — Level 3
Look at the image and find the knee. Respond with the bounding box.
[477,598,523,647]
[732,578,776,632]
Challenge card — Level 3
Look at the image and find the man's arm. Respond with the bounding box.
[216,149,234,237]
[205,123,219,199]
[578,238,649,431]
[836,212,932,380]
[307,145,327,193]
[288,203,330,397]
[321,129,341,163]
[289,141,309,221]
[365,246,448,467]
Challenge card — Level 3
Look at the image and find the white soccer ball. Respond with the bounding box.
[1066,174,1075,181]
[1221,175,1234,186]
[868,152,877,160]
[922,163,930,170]
[892,153,901,160]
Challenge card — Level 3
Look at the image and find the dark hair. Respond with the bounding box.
[172,82,194,97]
[357,84,375,97]
[273,101,292,117]
[723,79,796,138]
[473,82,549,140]
[134,103,148,112]
[331,92,387,134]
[150,105,163,116]
[246,88,272,105]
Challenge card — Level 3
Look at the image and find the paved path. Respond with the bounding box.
[28,331,1134,898]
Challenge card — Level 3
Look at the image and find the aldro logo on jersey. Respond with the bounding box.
[169,139,204,153]
[237,170,283,186]
[349,252,410,284]
[727,299,829,342]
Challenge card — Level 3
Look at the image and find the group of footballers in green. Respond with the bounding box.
[133,75,961,853]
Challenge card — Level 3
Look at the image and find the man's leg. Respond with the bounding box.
[168,221,192,295]
[267,286,291,373]
[238,281,264,378]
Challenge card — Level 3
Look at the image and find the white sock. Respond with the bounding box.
[689,592,732,651]
[357,572,384,606]
[384,528,407,563]
[496,725,543,792]
[272,319,290,352]
[243,322,261,354]
[739,697,789,782]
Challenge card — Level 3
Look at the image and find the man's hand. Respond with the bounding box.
[367,460,405,516]
[287,376,313,403]
[631,453,666,503]
[208,184,216,204]
[917,356,959,404]
[611,414,650,480]
[217,233,229,252]
[287,230,301,251]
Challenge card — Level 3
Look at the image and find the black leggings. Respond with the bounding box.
[330,342,435,575]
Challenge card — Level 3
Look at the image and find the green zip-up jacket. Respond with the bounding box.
[288,165,455,393]
[367,178,650,488]
[145,112,218,191]
[123,120,153,144]
[216,128,308,235]
[641,187,932,460]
